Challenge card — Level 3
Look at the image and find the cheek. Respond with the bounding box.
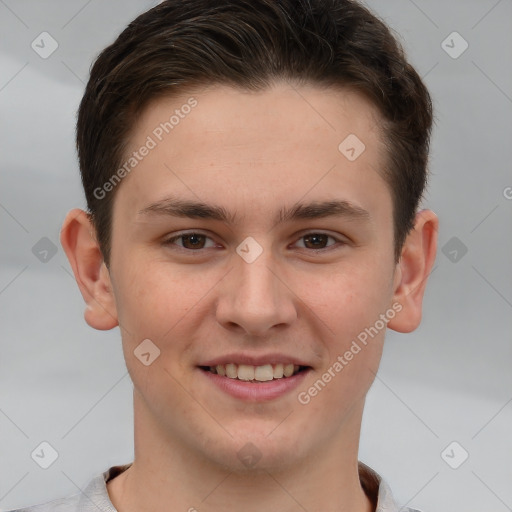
[112,259,225,375]
[299,257,393,340]
[298,259,391,393]
[111,262,203,403]
[114,260,196,328]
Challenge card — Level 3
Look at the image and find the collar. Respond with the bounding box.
[80,461,416,512]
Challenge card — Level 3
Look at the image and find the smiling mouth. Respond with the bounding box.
[199,363,309,382]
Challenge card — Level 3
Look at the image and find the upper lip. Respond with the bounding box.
[199,353,312,367]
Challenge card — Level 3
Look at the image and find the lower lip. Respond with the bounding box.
[198,367,311,402]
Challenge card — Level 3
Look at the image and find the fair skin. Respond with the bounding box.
[61,82,437,512]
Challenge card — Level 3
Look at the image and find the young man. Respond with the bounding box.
[11,0,437,511]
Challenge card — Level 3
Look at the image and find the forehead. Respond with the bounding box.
[136,81,384,154]
[114,82,391,229]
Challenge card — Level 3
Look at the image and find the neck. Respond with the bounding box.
[107,391,374,512]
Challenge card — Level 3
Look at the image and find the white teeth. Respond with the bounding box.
[283,363,294,377]
[206,363,303,381]
[225,363,237,378]
[273,363,284,378]
[254,364,274,381]
[237,364,254,381]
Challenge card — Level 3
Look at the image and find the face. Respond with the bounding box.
[105,82,400,471]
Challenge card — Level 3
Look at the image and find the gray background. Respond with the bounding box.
[1,1,511,511]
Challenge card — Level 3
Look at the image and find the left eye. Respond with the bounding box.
[293,233,339,250]
[164,232,341,251]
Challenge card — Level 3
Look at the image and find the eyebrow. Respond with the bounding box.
[137,195,370,225]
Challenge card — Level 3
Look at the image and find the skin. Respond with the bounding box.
[61,82,438,512]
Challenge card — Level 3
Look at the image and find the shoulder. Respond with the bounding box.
[358,461,426,512]
[2,492,81,512]
[3,464,131,512]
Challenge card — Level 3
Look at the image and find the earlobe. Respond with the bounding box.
[387,209,438,333]
[60,209,119,330]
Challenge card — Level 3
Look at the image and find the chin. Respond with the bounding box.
[203,427,305,474]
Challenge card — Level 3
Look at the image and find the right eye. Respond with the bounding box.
[162,231,219,251]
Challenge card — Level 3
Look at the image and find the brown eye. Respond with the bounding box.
[295,233,340,250]
[164,232,216,250]
[302,233,330,249]
[180,234,207,249]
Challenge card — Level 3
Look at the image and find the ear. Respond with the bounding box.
[387,209,438,333]
[60,209,119,330]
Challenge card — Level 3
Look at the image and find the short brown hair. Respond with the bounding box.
[77,0,433,265]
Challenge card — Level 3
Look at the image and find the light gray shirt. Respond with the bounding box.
[6,462,422,512]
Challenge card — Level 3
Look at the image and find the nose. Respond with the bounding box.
[215,246,298,336]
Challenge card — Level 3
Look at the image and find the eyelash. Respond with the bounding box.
[163,231,346,253]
